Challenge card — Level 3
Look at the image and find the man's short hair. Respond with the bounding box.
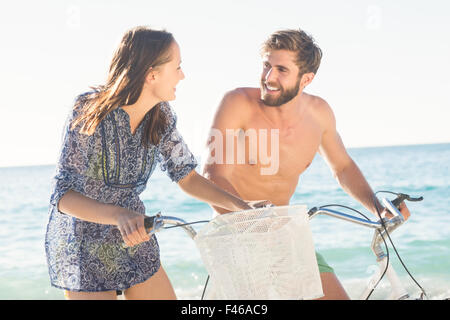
[261,29,323,76]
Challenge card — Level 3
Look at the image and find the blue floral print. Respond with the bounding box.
[45,93,197,292]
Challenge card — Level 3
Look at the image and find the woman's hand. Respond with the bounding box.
[115,209,150,247]
[245,200,274,209]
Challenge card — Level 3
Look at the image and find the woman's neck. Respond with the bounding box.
[121,90,161,134]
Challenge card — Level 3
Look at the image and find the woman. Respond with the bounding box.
[45,26,263,300]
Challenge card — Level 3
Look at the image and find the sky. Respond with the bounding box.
[1,0,449,167]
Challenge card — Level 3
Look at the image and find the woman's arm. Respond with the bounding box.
[177,170,252,212]
[58,190,150,247]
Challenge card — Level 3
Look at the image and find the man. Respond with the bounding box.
[202,29,410,300]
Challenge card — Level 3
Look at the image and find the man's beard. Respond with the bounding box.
[260,77,301,107]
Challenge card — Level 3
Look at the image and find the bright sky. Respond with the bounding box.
[1,0,449,167]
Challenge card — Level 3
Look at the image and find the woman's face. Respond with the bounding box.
[150,41,185,102]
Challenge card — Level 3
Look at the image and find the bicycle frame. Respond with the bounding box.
[145,197,410,300]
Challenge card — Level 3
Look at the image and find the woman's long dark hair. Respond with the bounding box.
[71,26,174,146]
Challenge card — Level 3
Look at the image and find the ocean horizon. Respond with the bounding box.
[1,141,449,170]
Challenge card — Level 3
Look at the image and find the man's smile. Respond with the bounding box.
[264,83,281,93]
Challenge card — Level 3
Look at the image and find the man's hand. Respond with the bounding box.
[381,201,411,221]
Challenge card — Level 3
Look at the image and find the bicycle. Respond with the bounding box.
[143,191,429,300]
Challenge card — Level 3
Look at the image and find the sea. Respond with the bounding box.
[0,143,449,300]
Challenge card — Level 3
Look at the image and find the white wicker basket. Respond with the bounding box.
[194,205,323,300]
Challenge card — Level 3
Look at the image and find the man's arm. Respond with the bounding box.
[202,89,249,214]
[316,99,395,218]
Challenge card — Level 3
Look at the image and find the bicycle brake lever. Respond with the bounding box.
[406,195,424,202]
[391,193,423,208]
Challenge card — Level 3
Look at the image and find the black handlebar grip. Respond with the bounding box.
[144,216,155,233]
[408,196,424,202]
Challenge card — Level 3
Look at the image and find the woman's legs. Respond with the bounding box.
[63,265,175,300]
[64,290,117,300]
[124,265,177,300]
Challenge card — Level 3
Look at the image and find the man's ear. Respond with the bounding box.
[300,72,315,88]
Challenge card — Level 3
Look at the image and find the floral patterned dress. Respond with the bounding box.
[45,93,197,292]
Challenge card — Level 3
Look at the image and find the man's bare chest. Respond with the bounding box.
[234,118,322,177]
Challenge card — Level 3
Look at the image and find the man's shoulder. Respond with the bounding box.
[304,92,332,111]
[304,92,335,123]
[213,87,259,125]
[222,87,260,106]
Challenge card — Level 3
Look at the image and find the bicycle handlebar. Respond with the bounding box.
[141,192,424,300]
[144,212,198,239]
[143,193,423,242]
